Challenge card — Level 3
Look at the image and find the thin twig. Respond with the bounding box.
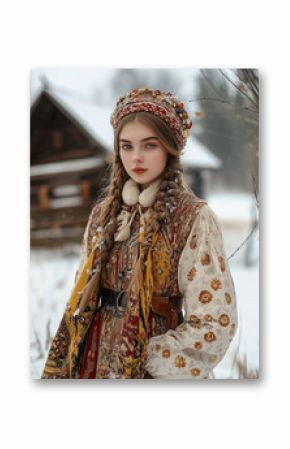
[227,222,258,261]
[31,327,44,361]
[189,96,258,114]
[45,318,52,351]
[251,172,259,209]
[200,69,224,97]
[218,69,257,108]
[242,69,259,102]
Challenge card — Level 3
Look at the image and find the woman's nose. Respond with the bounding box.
[132,149,144,161]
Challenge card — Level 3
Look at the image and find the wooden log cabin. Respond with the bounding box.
[30,87,221,248]
[30,88,113,247]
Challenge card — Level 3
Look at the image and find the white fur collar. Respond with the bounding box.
[122,177,161,207]
[114,177,161,242]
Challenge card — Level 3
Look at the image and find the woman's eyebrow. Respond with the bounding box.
[119,137,159,143]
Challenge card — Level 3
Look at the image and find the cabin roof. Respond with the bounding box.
[32,88,222,170]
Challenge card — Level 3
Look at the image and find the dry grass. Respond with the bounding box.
[30,319,52,364]
[233,352,259,379]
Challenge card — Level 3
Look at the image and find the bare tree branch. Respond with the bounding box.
[189,96,258,114]
[251,172,259,208]
[45,318,52,351]
[192,69,259,263]
[227,222,258,261]
[200,69,224,97]
[240,69,259,103]
[218,69,258,108]
[31,327,44,361]
[227,174,259,262]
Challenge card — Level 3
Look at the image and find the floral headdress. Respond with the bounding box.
[110,87,192,150]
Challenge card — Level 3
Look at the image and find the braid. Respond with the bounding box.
[144,164,183,250]
[89,113,190,297]
[97,158,128,269]
[83,111,195,315]
[127,160,185,295]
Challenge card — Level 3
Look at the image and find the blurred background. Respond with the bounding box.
[30,67,259,379]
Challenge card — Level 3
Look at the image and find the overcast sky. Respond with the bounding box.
[30,67,200,105]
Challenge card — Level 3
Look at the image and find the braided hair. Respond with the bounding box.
[93,111,193,295]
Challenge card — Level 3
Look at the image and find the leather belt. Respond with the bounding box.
[99,287,183,329]
[100,287,127,313]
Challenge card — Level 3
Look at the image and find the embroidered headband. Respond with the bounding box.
[110,87,192,150]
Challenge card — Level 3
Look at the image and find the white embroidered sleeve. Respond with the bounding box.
[145,203,238,379]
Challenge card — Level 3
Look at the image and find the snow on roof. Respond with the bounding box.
[181,136,222,170]
[38,89,114,150]
[30,156,104,176]
[32,89,221,170]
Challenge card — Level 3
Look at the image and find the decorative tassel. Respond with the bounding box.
[114,208,138,242]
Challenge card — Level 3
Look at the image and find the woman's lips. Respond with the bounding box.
[133,169,147,174]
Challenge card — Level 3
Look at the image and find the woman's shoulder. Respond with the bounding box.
[174,191,221,229]
[176,190,208,214]
[89,198,105,224]
[85,199,106,251]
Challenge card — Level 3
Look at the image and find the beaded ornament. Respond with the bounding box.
[110,87,192,150]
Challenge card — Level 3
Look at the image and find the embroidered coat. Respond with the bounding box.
[41,190,238,379]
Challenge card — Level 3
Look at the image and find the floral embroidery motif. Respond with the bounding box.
[218,256,226,272]
[189,315,202,328]
[225,292,232,304]
[201,252,211,265]
[175,355,186,368]
[42,194,238,380]
[211,278,222,291]
[48,322,69,361]
[187,266,197,281]
[219,314,230,327]
[204,331,216,342]
[162,349,171,358]
[199,290,213,304]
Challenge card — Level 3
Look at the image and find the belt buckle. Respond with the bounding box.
[116,289,126,314]
[96,288,104,311]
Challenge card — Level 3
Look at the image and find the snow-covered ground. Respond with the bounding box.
[30,245,81,379]
[208,191,259,379]
[30,191,259,379]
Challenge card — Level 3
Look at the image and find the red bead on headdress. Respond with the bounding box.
[110,87,192,150]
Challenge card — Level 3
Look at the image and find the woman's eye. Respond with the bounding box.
[121,143,157,150]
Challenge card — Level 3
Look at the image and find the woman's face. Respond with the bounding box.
[119,121,168,190]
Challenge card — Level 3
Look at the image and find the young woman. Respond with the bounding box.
[41,87,238,379]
